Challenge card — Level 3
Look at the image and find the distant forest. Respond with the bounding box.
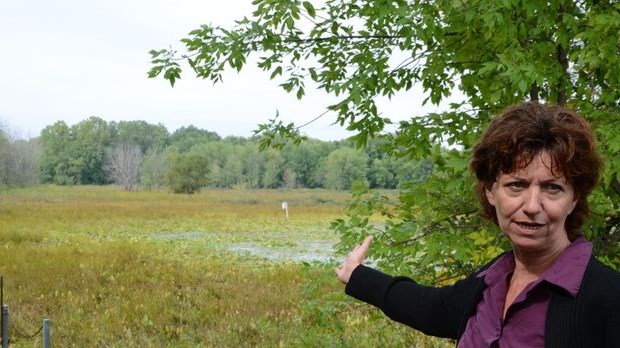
[0,116,432,193]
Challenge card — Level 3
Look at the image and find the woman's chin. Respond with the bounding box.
[505,231,546,252]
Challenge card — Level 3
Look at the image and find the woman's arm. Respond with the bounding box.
[345,264,482,339]
[336,235,485,339]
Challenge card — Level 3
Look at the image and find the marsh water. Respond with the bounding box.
[228,240,335,263]
[152,231,337,263]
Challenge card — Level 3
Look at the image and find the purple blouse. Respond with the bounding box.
[457,237,592,348]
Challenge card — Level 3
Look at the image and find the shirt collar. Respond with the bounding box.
[539,236,592,297]
[478,236,592,297]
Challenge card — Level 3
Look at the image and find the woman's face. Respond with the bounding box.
[486,152,577,254]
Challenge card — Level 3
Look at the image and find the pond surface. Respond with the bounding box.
[150,231,338,263]
[152,231,206,240]
[229,240,336,263]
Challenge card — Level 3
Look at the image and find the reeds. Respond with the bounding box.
[0,185,450,347]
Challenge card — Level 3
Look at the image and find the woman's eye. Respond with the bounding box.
[544,184,563,192]
[506,182,524,190]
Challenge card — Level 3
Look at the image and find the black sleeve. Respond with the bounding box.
[597,262,620,347]
[345,264,483,339]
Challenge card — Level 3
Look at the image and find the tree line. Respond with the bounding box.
[0,117,432,193]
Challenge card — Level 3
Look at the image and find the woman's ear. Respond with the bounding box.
[485,184,496,206]
[569,198,578,215]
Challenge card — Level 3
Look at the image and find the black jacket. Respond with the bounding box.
[345,257,620,347]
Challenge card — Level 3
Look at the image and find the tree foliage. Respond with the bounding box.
[323,147,369,190]
[165,149,210,194]
[113,120,170,154]
[281,139,335,188]
[71,117,113,184]
[39,117,114,185]
[150,0,620,277]
[140,147,168,190]
[169,125,221,152]
[40,121,80,185]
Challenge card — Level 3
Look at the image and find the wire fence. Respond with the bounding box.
[11,320,44,339]
[1,276,51,348]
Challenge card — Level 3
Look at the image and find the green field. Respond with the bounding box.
[0,185,450,347]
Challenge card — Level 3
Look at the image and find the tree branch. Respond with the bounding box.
[388,209,479,248]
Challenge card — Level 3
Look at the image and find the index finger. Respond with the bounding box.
[359,234,374,252]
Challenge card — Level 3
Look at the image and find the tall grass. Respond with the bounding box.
[0,185,451,347]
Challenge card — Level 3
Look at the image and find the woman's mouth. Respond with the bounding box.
[515,221,545,230]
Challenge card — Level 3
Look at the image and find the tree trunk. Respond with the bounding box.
[556,43,568,106]
[530,82,539,102]
[556,4,569,106]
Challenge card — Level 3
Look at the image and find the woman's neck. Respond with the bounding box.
[512,239,571,277]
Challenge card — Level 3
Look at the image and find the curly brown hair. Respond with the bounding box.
[469,102,602,239]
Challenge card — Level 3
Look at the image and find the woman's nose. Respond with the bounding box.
[522,188,542,215]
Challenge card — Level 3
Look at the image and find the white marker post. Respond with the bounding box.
[281,201,288,220]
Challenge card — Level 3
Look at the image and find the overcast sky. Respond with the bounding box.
[1,0,447,141]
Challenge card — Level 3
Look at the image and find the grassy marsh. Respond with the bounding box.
[0,185,450,347]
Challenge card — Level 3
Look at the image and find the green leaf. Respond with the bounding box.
[302,1,316,18]
[147,66,164,78]
[270,66,283,79]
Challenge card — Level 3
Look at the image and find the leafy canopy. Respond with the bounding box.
[150,0,620,280]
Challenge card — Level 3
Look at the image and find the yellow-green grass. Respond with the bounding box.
[0,185,451,347]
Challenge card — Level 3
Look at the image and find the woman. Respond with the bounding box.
[335,102,620,347]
